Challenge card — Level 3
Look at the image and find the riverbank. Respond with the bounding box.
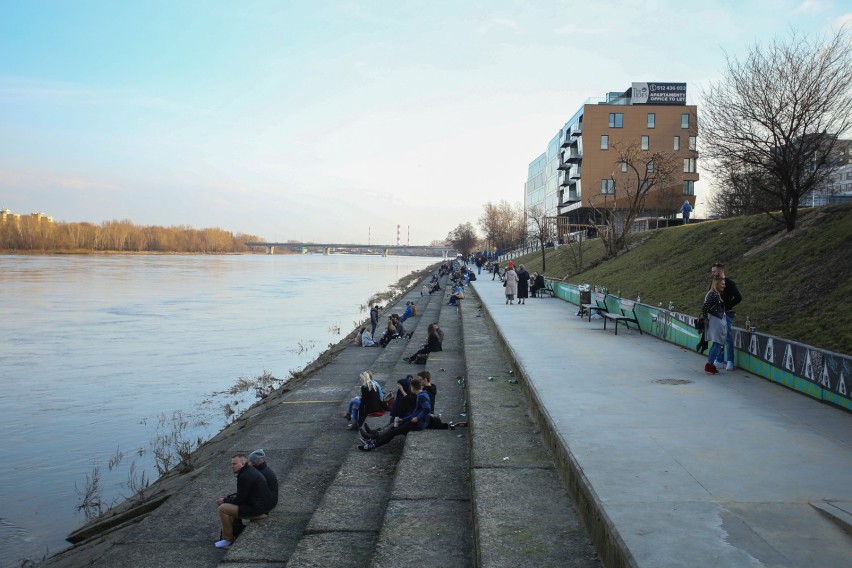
[2,254,442,567]
[40,265,600,567]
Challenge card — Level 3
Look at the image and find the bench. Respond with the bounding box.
[534,281,555,298]
[581,291,610,321]
[603,298,643,335]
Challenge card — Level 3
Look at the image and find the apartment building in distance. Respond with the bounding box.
[525,82,698,239]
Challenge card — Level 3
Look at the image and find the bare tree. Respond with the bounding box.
[590,142,679,257]
[478,200,525,252]
[700,28,852,231]
[446,222,479,257]
[525,205,556,272]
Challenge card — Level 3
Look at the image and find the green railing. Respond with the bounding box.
[547,279,851,412]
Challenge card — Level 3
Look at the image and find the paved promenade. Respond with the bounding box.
[471,275,852,567]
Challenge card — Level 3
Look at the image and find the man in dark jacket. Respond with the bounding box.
[711,263,743,371]
[358,378,431,451]
[370,305,379,336]
[215,453,274,548]
[249,449,278,508]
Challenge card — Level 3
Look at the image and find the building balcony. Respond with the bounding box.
[570,123,583,137]
[565,149,582,163]
[557,160,571,171]
[569,165,582,180]
[559,172,571,187]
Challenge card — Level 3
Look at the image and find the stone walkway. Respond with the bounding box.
[471,274,852,567]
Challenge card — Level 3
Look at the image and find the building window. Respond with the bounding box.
[681,113,690,129]
[683,181,695,195]
[641,135,649,150]
[847,172,852,180]
[684,158,697,173]
[601,179,614,194]
[647,160,654,173]
[647,113,655,128]
[688,136,697,151]
[609,113,624,128]
[601,135,609,150]
[621,161,628,173]
[673,136,680,151]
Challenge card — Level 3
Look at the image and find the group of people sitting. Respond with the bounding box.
[214,449,278,549]
[356,311,415,348]
[353,370,467,451]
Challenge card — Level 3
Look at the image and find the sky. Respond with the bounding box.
[1,1,850,245]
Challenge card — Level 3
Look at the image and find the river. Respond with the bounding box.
[0,253,440,566]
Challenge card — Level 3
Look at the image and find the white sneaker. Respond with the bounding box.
[714,360,724,367]
[726,361,734,371]
[215,539,232,548]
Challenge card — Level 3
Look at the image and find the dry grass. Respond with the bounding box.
[517,204,852,354]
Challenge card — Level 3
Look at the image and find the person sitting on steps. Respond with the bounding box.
[357,377,430,451]
[403,323,443,363]
[345,371,384,430]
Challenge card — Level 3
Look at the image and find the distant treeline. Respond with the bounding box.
[0,217,263,253]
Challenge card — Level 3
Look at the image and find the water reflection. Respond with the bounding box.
[0,253,438,565]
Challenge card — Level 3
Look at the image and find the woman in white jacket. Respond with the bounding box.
[503,262,519,305]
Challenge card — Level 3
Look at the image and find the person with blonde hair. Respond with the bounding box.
[345,371,384,430]
[701,277,728,375]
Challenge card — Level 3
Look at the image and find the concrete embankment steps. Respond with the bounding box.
[43,267,604,568]
[219,274,450,566]
[459,284,601,568]
[368,281,472,567]
[274,273,473,567]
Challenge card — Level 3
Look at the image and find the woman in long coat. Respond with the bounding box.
[516,264,530,305]
[503,263,519,305]
[701,278,728,375]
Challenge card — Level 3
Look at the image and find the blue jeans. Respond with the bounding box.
[707,342,723,366]
[348,397,361,423]
[722,315,733,362]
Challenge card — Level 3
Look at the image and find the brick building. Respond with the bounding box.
[525,82,699,240]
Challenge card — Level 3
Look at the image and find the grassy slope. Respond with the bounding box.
[516,203,852,355]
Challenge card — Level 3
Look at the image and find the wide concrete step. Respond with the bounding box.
[459,286,602,568]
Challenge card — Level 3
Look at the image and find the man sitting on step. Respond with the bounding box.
[358,377,431,451]
[214,453,275,549]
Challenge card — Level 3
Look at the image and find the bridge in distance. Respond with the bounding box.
[246,242,455,258]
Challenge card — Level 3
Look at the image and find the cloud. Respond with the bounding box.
[831,13,852,29]
[0,75,200,112]
[0,168,123,193]
[476,15,519,36]
[553,23,611,35]
[793,0,828,13]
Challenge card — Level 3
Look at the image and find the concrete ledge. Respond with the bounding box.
[474,289,636,568]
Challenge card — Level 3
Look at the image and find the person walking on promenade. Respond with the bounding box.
[681,200,692,224]
[701,277,728,375]
[711,263,743,371]
[503,262,518,305]
[516,264,530,305]
[214,453,274,549]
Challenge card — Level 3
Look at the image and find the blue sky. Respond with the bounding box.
[1,1,849,244]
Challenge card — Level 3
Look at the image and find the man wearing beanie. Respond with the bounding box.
[214,453,274,549]
[248,449,278,509]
